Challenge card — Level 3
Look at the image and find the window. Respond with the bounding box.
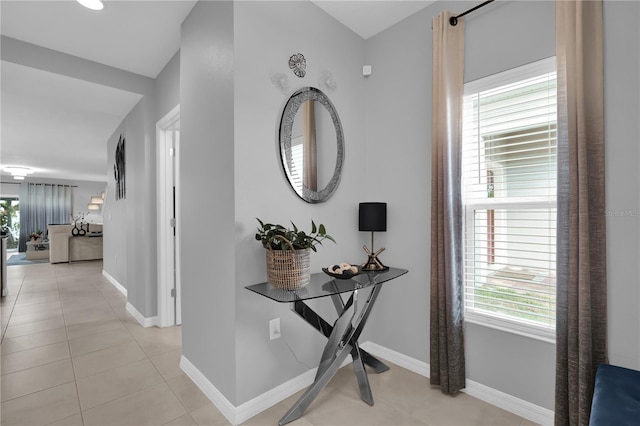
[462,58,557,341]
[0,197,20,249]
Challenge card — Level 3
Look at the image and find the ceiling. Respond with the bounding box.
[0,0,433,184]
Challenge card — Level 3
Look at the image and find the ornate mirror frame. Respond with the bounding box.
[279,87,344,203]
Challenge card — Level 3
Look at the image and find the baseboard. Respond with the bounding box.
[463,380,554,426]
[180,355,237,425]
[180,353,353,425]
[102,270,127,296]
[359,341,430,377]
[125,302,158,328]
[179,341,553,426]
[360,341,554,426]
[102,271,158,328]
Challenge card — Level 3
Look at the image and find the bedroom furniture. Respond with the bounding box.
[590,363,640,425]
[246,267,408,425]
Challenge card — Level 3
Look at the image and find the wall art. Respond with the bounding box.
[114,134,126,200]
[289,53,306,78]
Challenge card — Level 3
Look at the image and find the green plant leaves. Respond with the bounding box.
[255,218,336,251]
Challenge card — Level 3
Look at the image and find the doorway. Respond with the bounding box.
[157,105,181,327]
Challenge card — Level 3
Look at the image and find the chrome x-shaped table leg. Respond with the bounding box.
[279,284,387,425]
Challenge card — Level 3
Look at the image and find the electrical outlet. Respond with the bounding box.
[269,318,281,340]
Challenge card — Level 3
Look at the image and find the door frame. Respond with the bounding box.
[156,105,181,327]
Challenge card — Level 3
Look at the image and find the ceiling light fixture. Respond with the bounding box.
[88,204,101,211]
[4,166,35,180]
[90,196,104,204]
[77,0,104,11]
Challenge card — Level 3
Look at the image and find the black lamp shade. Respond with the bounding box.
[359,202,387,232]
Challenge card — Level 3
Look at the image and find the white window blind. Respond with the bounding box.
[462,58,557,339]
[289,142,304,194]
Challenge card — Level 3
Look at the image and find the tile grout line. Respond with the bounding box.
[92,271,194,424]
[1,269,25,342]
[1,266,75,406]
[57,264,87,426]
[69,264,173,421]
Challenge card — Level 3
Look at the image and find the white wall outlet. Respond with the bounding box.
[269,318,281,340]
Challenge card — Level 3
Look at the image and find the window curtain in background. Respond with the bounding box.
[430,10,466,394]
[555,1,607,425]
[19,183,73,252]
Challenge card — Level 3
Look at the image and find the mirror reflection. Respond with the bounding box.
[279,87,344,203]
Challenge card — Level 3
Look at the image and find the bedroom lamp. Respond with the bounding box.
[359,202,389,271]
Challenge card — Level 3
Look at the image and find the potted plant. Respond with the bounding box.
[28,230,43,243]
[255,219,335,290]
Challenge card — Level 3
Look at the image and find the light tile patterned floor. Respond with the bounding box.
[1,261,536,425]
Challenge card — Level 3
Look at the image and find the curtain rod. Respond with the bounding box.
[0,182,77,187]
[450,0,495,26]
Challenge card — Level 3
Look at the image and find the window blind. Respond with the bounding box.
[462,60,557,333]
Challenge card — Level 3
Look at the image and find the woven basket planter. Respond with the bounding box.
[266,236,311,290]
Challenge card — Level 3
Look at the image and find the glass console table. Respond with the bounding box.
[245,267,408,425]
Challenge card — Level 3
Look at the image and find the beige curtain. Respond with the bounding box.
[555,1,607,425]
[303,100,317,191]
[430,10,466,394]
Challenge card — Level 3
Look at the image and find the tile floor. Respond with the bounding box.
[1,261,537,426]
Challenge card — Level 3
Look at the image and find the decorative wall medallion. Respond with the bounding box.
[288,53,306,78]
[114,134,126,200]
[270,72,290,94]
[319,69,337,91]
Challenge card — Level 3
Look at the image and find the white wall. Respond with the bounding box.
[0,183,20,198]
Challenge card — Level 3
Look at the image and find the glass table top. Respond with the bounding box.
[245,267,408,303]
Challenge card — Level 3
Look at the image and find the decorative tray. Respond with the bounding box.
[322,263,361,280]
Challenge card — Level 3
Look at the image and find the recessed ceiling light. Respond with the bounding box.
[77,0,104,11]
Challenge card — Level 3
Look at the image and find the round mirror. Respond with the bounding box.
[279,87,344,203]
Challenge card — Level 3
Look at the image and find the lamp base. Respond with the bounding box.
[360,251,389,272]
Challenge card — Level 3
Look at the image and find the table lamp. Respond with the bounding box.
[359,202,389,271]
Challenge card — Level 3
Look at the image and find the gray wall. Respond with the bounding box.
[233,0,368,404]
[177,0,640,412]
[0,35,160,310]
[103,40,179,313]
[104,93,158,316]
[603,0,640,370]
[363,0,640,411]
[156,50,181,121]
[104,124,129,289]
[14,0,636,415]
[179,0,238,404]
